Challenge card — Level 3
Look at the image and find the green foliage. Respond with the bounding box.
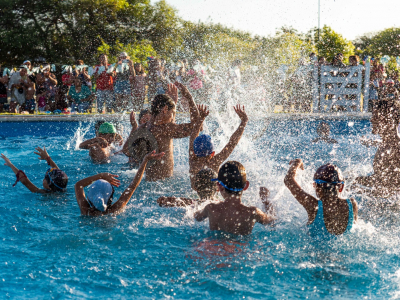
[97,39,157,64]
[356,28,400,57]
[310,26,354,63]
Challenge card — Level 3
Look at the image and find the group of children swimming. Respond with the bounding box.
[8,80,400,239]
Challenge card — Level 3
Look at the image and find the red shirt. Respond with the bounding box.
[62,73,73,86]
[95,65,114,91]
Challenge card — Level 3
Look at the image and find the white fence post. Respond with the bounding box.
[312,63,319,113]
[363,61,371,112]
[316,65,364,113]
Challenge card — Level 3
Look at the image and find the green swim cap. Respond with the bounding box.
[98,122,116,134]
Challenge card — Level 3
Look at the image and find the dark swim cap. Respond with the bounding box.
[45,168,68,192]
[212,161,247,193]
[313,164,344,185]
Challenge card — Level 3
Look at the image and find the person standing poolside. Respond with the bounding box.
[142,83,199,181]
[22,74,36,114]
[8,66,27,108]
[355,99,400,197]
[1,147,68,194]
[94,54,115,113]
[285,159,357,239]
[189,104,248,189]
[68,77,93,113]
[132,63,147,111]
[194,161,275,235]
[147,58,169,102]
[75,151,164,217]
[114,52,135,112]
[79,122,123,163]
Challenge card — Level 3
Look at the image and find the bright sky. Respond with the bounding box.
[152,0,400,41]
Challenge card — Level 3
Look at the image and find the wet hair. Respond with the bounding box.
[316,122,330,136]
[139,109,151,123]
[151,94,175,116]
[45,169,68,192]
[373,99,400,124]
[314,164,344,195]
[217,161,247,195]
[194,168,218,199]
[76,60,84,65]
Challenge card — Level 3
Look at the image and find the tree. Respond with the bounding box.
[97,39,157,64]
[310,26,354,63]
[355,28,400,57]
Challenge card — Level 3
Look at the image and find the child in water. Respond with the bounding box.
[284,159,358,239]
[189,104,248,189]
[312,122,338,144]
[157,168,219,207]
[75,151,164,216]
[194,161,275,235]
[1,147,68,193]
[79,122,123,163]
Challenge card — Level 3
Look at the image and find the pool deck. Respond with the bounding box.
[0,113,372,122]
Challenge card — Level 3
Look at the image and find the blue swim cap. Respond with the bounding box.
[193,134,214,157]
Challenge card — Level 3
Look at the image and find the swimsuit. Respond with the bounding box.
[308,199,353,240]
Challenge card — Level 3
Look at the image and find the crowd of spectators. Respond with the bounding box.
[0,54,221,114]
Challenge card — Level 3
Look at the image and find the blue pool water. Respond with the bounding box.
[0,116,399,299]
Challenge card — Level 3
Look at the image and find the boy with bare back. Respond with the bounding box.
[189,104,248,189]
[127,82,199,181]
[194,161,275,236]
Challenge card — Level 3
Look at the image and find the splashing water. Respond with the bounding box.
[1,114,400,299]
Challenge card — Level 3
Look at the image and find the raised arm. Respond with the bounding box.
[254,187,276,225]
[214,105,248,164]
[75,173,120,215]
[79,137,108,149]
[1,153,44,193]
[284,159,318,221]
[34,147,59,169]
[175,82,199,122]
[107,151,165,214]
[189,105,209,159]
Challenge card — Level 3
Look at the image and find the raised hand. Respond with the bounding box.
[1,153,13,168]
[34,147,50,160]
[166,83,178,103]
[289,158,304,170]
[233,104,248,123]
[197,104,209,120]
[100,173,120,187]
[130,111,138,128]
[174,82,192,100]
[259,187,270,203]
[144,150,165,161]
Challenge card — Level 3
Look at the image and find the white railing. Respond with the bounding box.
[312,62,370,113]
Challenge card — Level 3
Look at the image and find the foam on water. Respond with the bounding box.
[1,116,400,298]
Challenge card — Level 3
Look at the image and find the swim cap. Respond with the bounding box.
[212,161,247,192]
[193,135,214,157]
[313,164,344,185]
[45,168,68,192]
[86,179,114,212]
[98,122,116,134]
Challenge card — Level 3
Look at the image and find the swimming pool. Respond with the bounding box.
[0,115,398,299]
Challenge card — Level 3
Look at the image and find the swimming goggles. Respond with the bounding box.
[211,179,244,192]
[45,168,65,190]
[314,179,344,185]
